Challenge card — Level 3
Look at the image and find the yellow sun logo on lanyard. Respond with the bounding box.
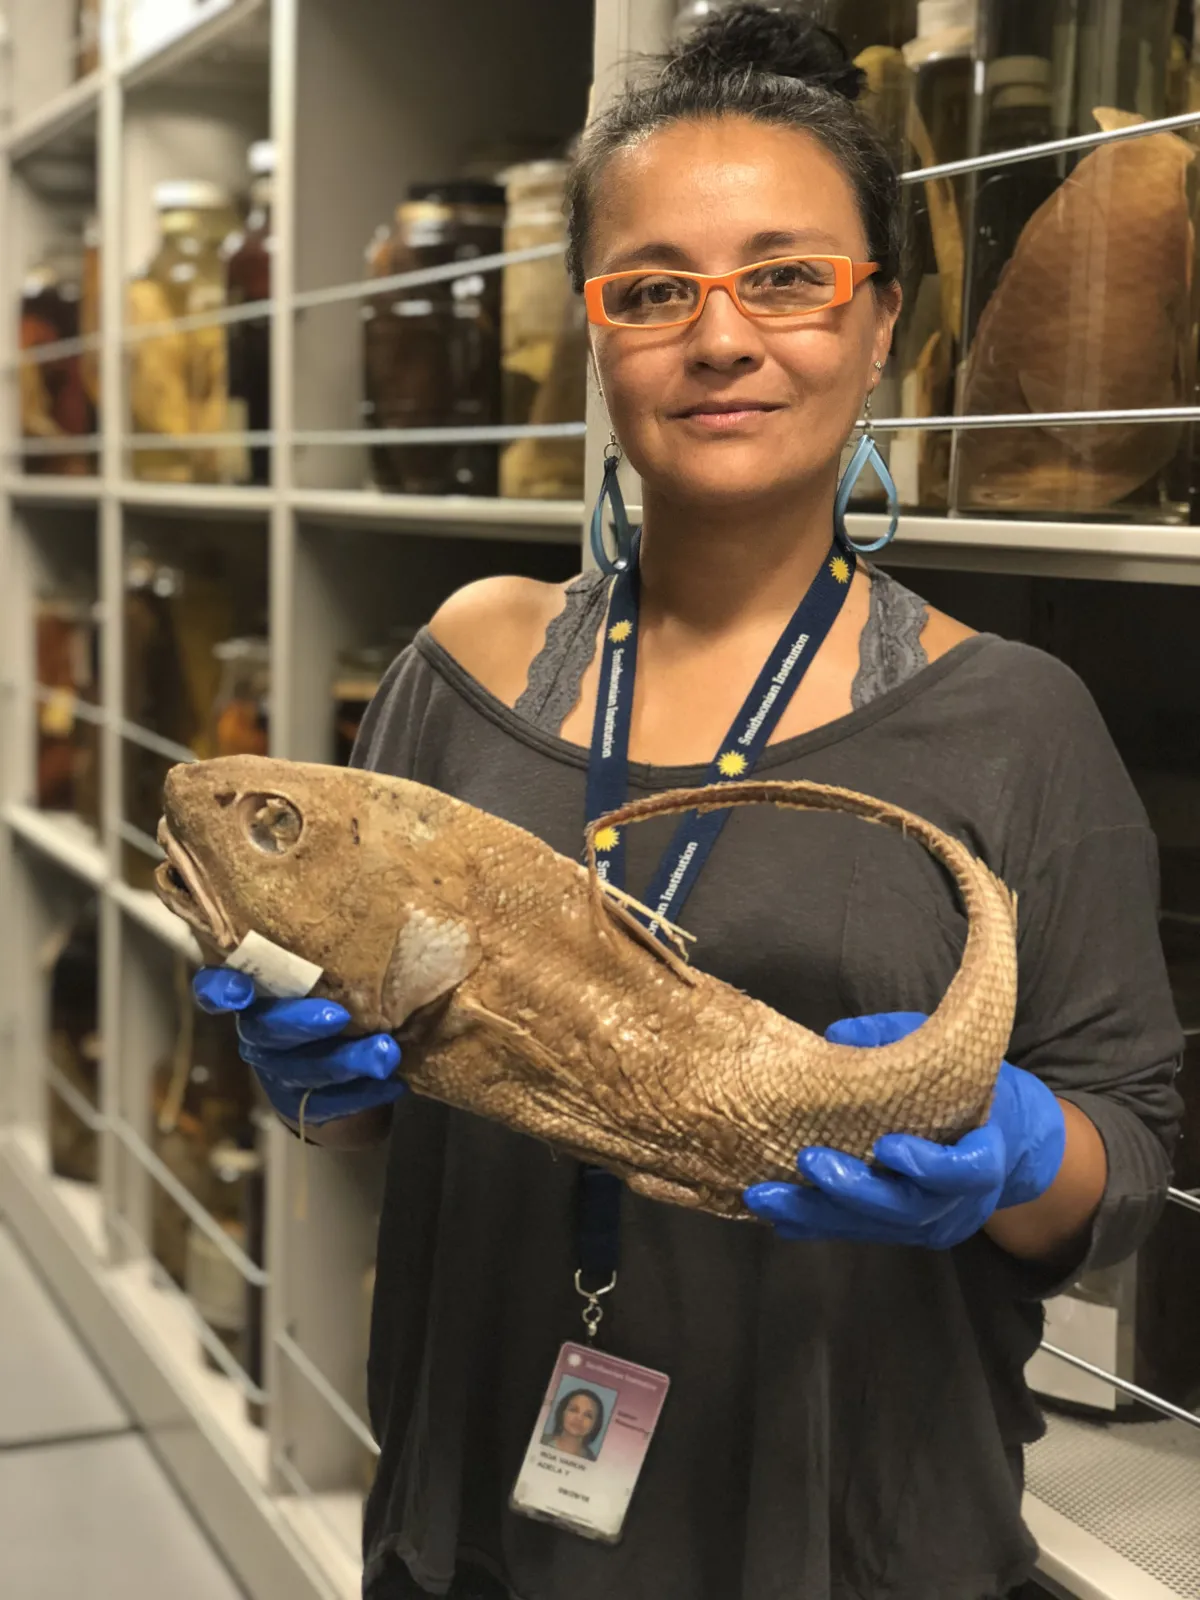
[717,751,749,778]
[608,620,633,643]
[593,826,621,852]
[829,554,851,584]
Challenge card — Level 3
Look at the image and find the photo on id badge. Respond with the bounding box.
[510,1342,670,1543]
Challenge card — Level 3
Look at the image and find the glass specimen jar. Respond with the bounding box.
[20,238,97,476]
[362,181,505,495]
[128,180,236,484]
[224,140,274,485]
[498,158,587,500]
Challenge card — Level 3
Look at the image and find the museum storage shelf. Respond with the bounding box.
[2,2,1200,1598]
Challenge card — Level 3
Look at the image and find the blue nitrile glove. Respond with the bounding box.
[192,967,406,1125]
[744,1011,1066,1249]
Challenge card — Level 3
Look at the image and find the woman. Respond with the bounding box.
[197,8,1183,1599]
[542,1390,605,1462]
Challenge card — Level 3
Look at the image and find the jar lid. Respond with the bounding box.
[985,54,1052,91]
[397,199,454,226]
[248,140,275,177]
[213,635,270,662]
[154,179,231,211]
[499,158,570,188]
[916,0,976,36]
[336,643,392,669]
[672,0,739,40]
[210,1139,263,1178]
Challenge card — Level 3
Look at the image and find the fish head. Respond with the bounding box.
[155,754,481,1031]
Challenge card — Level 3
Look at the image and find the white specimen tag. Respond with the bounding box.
[509,1341,670,1543]
[225,930,323,999]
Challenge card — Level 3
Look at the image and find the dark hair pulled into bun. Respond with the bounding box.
[669,5,866,103]
[565,3,900,293]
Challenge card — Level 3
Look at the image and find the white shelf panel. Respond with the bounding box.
[290,488,584,541]
[120,0,271,90]
[3,72,102,161]
[1026,1411,1200,1600]
[111,881,203,962]
[2,476,102,505]
[893,514,1200,561]
[49,1172,109,1259]
[108,1256,270,1484]
[860,513,1200,584]
[2,803,107,887]
[276,1492,362,1600]
[0,1130,335,1600]
[6,1125,106,1258]
[119,481,275,517]
[611,506,1200,582]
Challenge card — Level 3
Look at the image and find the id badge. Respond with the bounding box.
[509,1341,670,1543]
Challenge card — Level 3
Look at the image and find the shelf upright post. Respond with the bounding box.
[270,0,297,754]
[97,27,133,1266]
[581,0,676,563]
[0,43,19,1130]
[0,166,44,1136]
[266,0,300,1501]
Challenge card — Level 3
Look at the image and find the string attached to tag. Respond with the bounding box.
[295,1088,314,1222]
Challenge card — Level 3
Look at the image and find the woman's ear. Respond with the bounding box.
[873,281,902,370]
[588,337,609,414]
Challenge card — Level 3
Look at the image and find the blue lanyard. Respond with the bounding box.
[585,532,856,922]
[574,531,856,1311]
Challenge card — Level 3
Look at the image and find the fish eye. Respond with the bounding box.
[239,793,303,855]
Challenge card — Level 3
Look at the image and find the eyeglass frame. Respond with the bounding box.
[583,254,881,329]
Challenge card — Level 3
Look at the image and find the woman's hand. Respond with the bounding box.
[744,1011,1067,1250]
[193,967,407,1125]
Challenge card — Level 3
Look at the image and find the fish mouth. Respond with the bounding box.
[154,820,237,952]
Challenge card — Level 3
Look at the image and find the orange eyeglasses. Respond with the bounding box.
[584,255,879,329]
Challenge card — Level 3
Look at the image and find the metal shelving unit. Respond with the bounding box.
[0,2,1197,1598]
[0,2,591,1596]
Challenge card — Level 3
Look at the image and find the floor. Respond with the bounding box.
[0,1220,247,1600]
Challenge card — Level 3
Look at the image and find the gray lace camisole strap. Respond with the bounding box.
[515,570,611,733]
[513,562,929,737]
[850,561,930,712]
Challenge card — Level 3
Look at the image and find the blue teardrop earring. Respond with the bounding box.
[590,435,638,576]
[835,362,901,554]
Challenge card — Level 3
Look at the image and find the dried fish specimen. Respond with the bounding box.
[155,756,1018,1219]
[958,108,1196,512]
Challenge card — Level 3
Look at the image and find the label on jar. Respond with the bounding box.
[226,930,323,999]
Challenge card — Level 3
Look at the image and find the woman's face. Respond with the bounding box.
[562,1394,600,1439]
[585,115,900,511]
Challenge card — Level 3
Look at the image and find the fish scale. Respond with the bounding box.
[155,756,1018,1220]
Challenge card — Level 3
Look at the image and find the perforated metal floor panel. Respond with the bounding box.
[1027,1412,1200,1598]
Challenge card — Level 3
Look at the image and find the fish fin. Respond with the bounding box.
[383,909,482,1025]
[454,995,567,1078]
[580,829,696,984]
[625,1169,742,1214]
[595,891,698,987]
[599,880,695,955]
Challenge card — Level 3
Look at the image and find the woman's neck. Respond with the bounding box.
[637,480,836,641]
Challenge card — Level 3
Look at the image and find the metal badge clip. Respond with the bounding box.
[574,1268,617,1341]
